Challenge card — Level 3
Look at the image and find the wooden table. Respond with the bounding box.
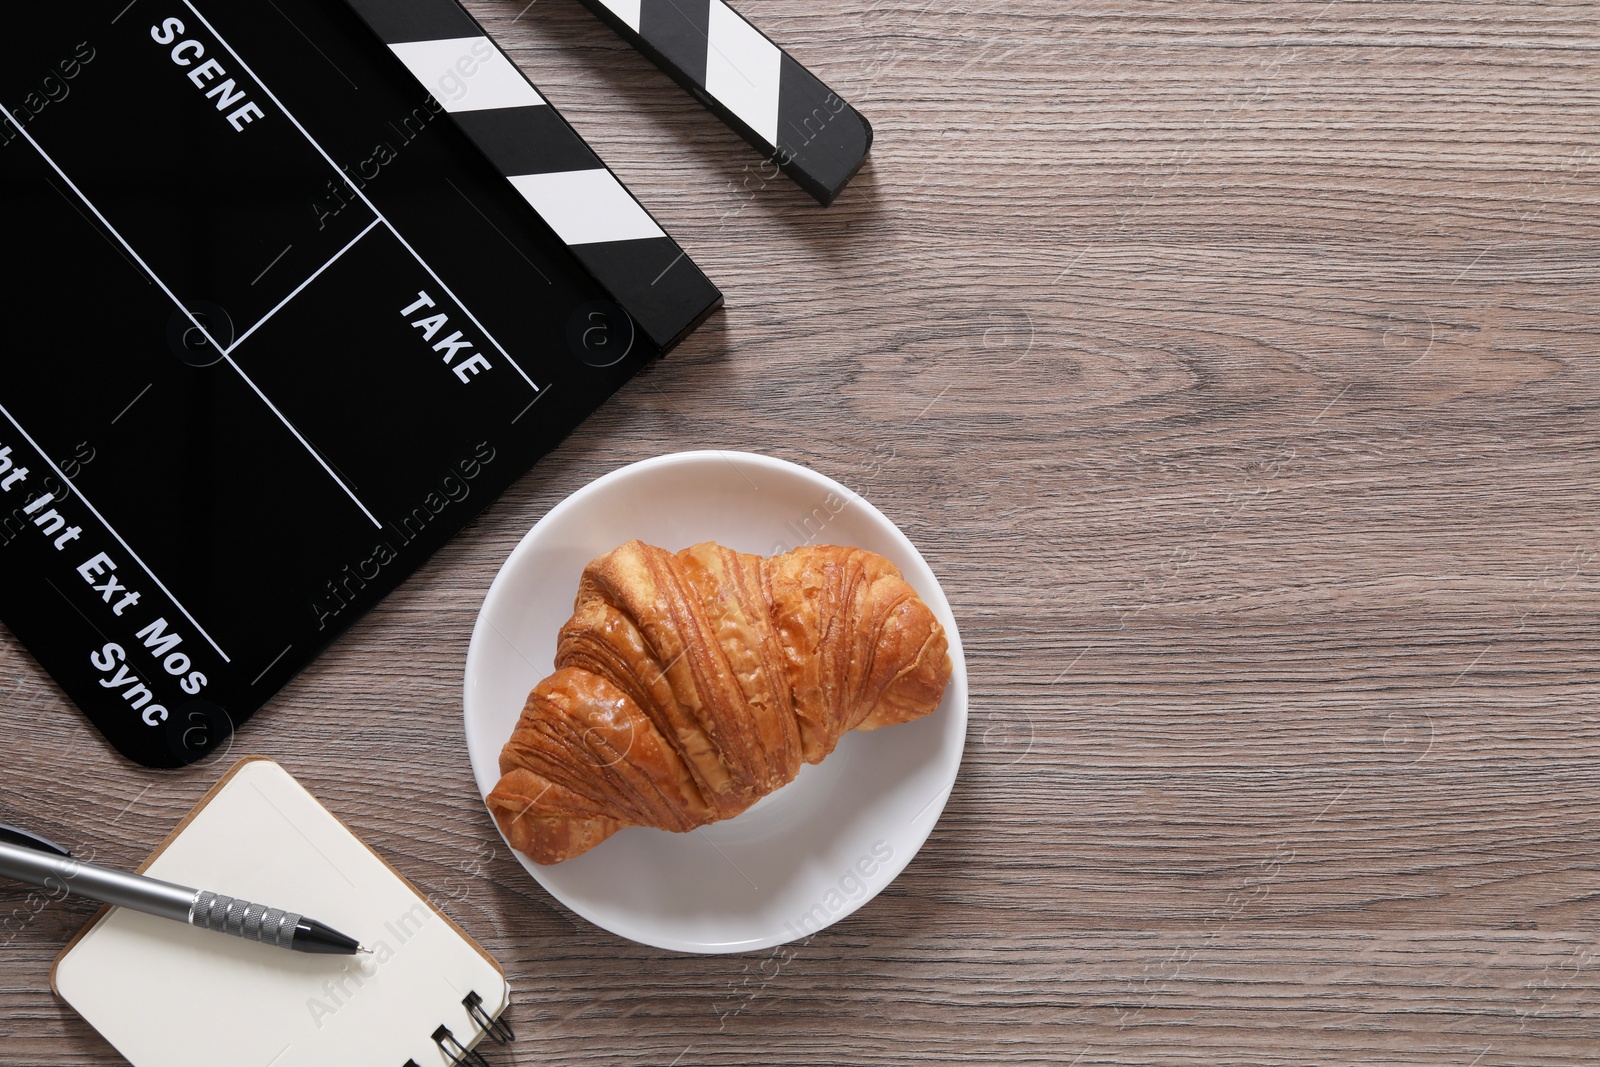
[6,1,1600,1062]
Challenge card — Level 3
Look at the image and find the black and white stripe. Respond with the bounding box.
[342,0,722,350]
[576,0,872,206]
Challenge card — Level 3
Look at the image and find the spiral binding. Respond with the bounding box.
[465,991,515,1044]
[433,1026,492,1067]
[402,991,511,1066]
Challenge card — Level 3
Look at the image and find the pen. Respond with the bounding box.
[0,824,366,955]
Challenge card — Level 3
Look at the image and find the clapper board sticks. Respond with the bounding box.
[0,0,718,766]
[343,0,722,348]
[575,0,873,205]
[350,0,871,208]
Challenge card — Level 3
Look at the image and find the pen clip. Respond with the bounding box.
[0,822,70,857]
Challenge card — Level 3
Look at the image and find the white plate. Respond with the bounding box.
[463,451,969,954]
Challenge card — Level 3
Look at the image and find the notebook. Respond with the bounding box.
[52,757,512,1067]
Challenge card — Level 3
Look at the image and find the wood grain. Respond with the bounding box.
[6,0,1600,1062]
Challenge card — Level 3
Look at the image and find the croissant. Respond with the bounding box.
[488,540,952,864]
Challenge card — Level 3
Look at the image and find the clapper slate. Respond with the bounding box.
[0,0,718,767]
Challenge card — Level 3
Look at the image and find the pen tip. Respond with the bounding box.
[357,945,372,955]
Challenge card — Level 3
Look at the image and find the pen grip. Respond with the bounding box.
[190,890,302,949]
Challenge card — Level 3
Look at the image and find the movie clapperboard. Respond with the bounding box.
[0,0,723,767]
